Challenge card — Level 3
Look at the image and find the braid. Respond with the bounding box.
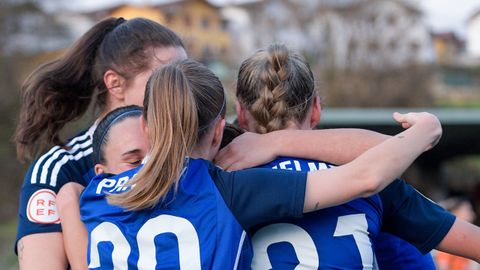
[250,45,290,133]
[237,43,316,133]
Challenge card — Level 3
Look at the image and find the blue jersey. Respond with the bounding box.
[252,157,382,269]
[374,232,436,270]
[373,180,454,270]
[16,125,96,250]
[80,158,308,269]
[252,157,455,270]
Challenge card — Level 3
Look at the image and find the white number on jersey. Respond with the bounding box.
[251,214,377,270]
[88,215,201,269]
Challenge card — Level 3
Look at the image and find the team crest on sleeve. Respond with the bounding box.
[27,189,60,224]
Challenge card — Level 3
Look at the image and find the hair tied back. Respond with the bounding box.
[115,17,126,27]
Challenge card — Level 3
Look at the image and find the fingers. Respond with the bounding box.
[214,146,235,170]
[392,112,404,123]
[393,112,412,129]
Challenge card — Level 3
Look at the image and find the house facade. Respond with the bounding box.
[467,9,480,58]
[232,0,434,70]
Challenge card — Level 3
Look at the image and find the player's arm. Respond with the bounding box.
[18,233,67,270]
[16,176,68,270]
[303,112,441,211]
[56,182,88,270]
[436,218,480,263]
[215,112,441,227]
[378,180,480,263]
[215,128,390,171]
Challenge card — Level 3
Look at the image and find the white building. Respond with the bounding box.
[229,0,434,70]
[467,9,480,59]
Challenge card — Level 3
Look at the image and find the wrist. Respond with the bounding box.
[267,130,284,157]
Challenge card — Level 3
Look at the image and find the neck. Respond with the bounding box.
[99,97,124,119]
[190,146,212,160]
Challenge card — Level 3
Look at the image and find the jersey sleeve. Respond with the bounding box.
[16,142,94,253]
[379,179,456,254]
[207,163,307,229]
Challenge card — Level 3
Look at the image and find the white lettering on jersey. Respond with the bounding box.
[89,215,201,269]
[96,175,134,195]
[137,215,201,269]
[278,160,302,171]
[109,176,131,193]
[334,214,375,269]
[252,223,319,269]
[252,214,377,270]
[307,162,329,171]
[96,179,117,195]
[26,189,60,224]
[89,222,130,270]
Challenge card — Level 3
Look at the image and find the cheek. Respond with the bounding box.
[126,85,146,106]
[125,75,149,106]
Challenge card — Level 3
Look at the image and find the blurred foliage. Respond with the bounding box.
[318,64,435,107]
[443,156,480,192]
[0,220,18,270]
[0,0,70,222]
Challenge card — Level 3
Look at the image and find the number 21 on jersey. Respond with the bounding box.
[252,214,378,270]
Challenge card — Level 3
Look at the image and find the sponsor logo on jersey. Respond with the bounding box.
[27,189,60,224]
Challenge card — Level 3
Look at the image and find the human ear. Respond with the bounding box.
[94,164,106,175]
[104,69,126,102]
[235,101,249,130]
[212,119,226,149]
[310,96,322,128]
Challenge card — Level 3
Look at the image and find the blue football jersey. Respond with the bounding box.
[252,157,455,270]
[251,157,383,269]
[373,179,454,270]
[374,232,436,270]
[80,158,308,269]
[16,125,96,250]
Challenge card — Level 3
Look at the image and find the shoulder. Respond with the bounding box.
[24,125,96,189]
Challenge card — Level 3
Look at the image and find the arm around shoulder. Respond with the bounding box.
[303,112,442,212]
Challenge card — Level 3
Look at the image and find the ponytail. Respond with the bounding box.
[109,59,225,210]
[236,43,315,134]
[15,18,120,161]
[15,17,185,161]
[108,63,198,210]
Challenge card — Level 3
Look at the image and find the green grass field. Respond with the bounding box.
[0,219,18,270]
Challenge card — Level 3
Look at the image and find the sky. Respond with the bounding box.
[45,0,480,37]
[416,0,479,37]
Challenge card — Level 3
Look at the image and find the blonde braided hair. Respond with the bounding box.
[236,44,316,133]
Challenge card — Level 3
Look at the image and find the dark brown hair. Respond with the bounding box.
[15,17,184,161]
[92,105,143,166]
[109,59,225,210]
[236,43,316,134]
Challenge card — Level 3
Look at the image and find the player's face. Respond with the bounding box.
[123,46,187,106]
[95,117,149,175]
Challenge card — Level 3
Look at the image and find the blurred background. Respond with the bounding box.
[1,0,479,268]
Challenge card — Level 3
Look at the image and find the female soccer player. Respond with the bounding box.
[56,105,148,270]
[223,43,480,269]
[14,17,187,269]
[79,58,441,269]
[14,16,404,270]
